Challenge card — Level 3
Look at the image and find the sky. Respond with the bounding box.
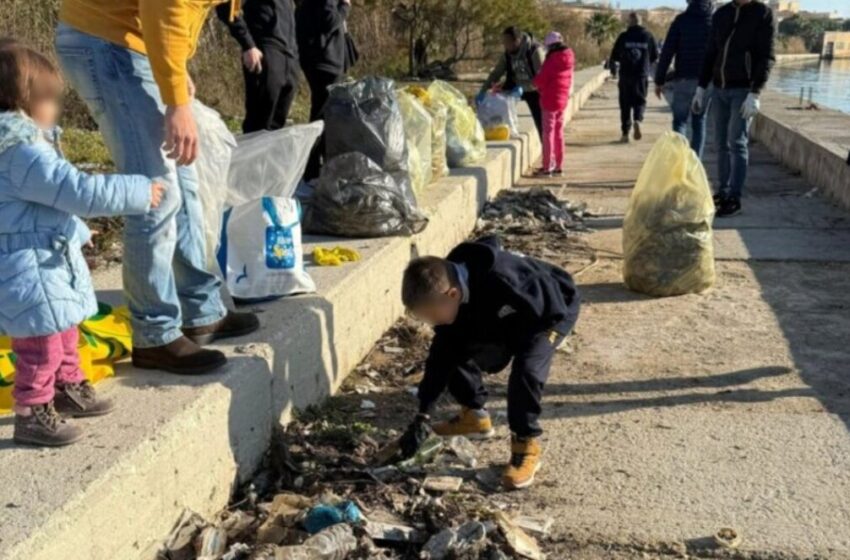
[614,0,850,17]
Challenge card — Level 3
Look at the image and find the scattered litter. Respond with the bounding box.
[301,523,358,559]
[714,527,742,549]
[423,475,463,493]
[382,346,405,354]
[196,526,227,559]
[360,400,376,410]
[157,509,207,560]
[447,436,477,468]
[303,501,362,534]
[397,436,444,470]
[221,543,251,560]
[513,515,554,536]
[479,188,588,235]
[494,511,543,560]
[365,520,427,544]
[420,521,488,559]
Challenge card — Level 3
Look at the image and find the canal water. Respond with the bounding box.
[770,58,850,113]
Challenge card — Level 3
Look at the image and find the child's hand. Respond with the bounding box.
[150,182,165,209]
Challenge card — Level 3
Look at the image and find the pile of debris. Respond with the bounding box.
[477,188,588,236]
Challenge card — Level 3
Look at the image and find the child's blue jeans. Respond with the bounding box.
[55,24,226,348]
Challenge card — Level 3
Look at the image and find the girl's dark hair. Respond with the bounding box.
[0,39,63,114]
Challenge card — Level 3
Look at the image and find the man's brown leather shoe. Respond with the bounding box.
[132,336,227,375]
[183,311,260,345]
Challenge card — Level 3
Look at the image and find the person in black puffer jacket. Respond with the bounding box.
[216,0,300,133]
[609,13,659,143]
[694,0,775,217]
[654,0,713,157]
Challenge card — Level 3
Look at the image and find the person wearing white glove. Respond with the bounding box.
[691,86,707,115]
[697,0,776,217]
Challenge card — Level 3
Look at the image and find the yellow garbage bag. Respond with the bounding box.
[397,90,434,196]
[485,124,511,141]
[313,246,362,266]
[0,303,133,414]
[622,131,716,297]
[426,80,487,168]
[406,86,449,180]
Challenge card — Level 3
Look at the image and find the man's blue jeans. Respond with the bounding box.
[670,79,709,158]
[712,87,751,199]
[55,24,226,348]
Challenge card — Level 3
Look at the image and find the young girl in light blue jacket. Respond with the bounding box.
[0,42,163,447]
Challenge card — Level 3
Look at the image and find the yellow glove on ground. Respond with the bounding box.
[313,246,362,267]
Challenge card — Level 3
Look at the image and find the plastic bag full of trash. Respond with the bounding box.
[397,90,433,196]
[303,153,427,238]
[192,101,237,271]
[427,80,487,168]
[323,77,412,193]
[227,121,324,207]
[622,131,715,297]
[477,92,519,137]
[406,85,450,180]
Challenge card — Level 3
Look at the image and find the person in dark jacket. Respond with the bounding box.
[216,0,299,133]
[398,236,581,490]
[477,26,546,139]
[296,0,352,180]
[654,0,713,157]
[609,13,659,143]
[694,0,775,217]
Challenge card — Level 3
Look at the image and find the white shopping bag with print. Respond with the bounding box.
[219,197,315,301]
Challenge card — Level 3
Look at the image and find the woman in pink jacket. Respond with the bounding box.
[532,32,575,177]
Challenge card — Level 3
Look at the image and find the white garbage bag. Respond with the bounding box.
[477,92,519,137]
[192,101,237,271]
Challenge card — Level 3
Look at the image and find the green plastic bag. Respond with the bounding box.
[622,132,716,297]
[426,80,486,168]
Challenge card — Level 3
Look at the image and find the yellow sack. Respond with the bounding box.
[313,246,362,267]
[397,90,434,196]
[0,303,133,414]
[426,80,487,168]
[485,125,511,141]
[406,86,449,180]
[622,132,716,297]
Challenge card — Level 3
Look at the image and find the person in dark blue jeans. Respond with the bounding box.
[654,0,713,157]
[695,0,775,217]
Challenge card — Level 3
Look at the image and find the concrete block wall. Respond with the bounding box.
[0,69,608,560]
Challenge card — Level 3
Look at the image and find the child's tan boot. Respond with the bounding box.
[432,407,495,439]
[14,402,83,447]
[502,435,542,490]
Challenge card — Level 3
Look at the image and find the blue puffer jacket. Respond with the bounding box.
[655,0,713,85]
[0,112,152,338]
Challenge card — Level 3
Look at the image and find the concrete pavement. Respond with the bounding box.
[470,81,850,558]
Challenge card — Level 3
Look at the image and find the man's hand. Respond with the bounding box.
[740,93,760,120]
[399,413,432,459]
[164,104,198,166]
[655,84,664,99]
[242,47,263,74]
[691,86,706,114]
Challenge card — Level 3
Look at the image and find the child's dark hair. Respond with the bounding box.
[0,39,63,115]
[503,26,522,41]
[402,257,458,309]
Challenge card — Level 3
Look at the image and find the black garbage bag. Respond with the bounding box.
[324,77,412,195]
[304,153,428,238]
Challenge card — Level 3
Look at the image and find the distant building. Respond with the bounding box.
[768,0,800,14]
[822,31,850,58]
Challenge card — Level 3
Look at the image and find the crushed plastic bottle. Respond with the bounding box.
[302,523,357,560]
[397,435,444,470]
[448,435,477,468]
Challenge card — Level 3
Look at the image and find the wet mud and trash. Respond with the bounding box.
[156,188,591,560]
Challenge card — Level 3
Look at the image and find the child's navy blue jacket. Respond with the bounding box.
[417,237,580,413]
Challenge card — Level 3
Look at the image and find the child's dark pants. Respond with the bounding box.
[446,329,567,438]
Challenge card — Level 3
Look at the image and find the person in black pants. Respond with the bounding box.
[296,0,353,180]
[609,12,658,143]
[216,0,299,133]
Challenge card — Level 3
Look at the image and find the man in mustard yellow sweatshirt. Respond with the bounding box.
[55,0,260,374]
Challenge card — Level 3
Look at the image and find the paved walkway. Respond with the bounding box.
[475,81,850,558]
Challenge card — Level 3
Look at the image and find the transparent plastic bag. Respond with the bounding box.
[397,90,433,196]
[622,132,716,297]
[406,85,449,179]
[227,122,324,206]
[304,153,428,238]
[427,80,486,167]
[477,92,518,137]
[193,101,237,270]
[323,77,412,193]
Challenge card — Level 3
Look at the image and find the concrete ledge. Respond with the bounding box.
[774,53,821,66]
[753,91,850,210]
[0,70,608,560]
